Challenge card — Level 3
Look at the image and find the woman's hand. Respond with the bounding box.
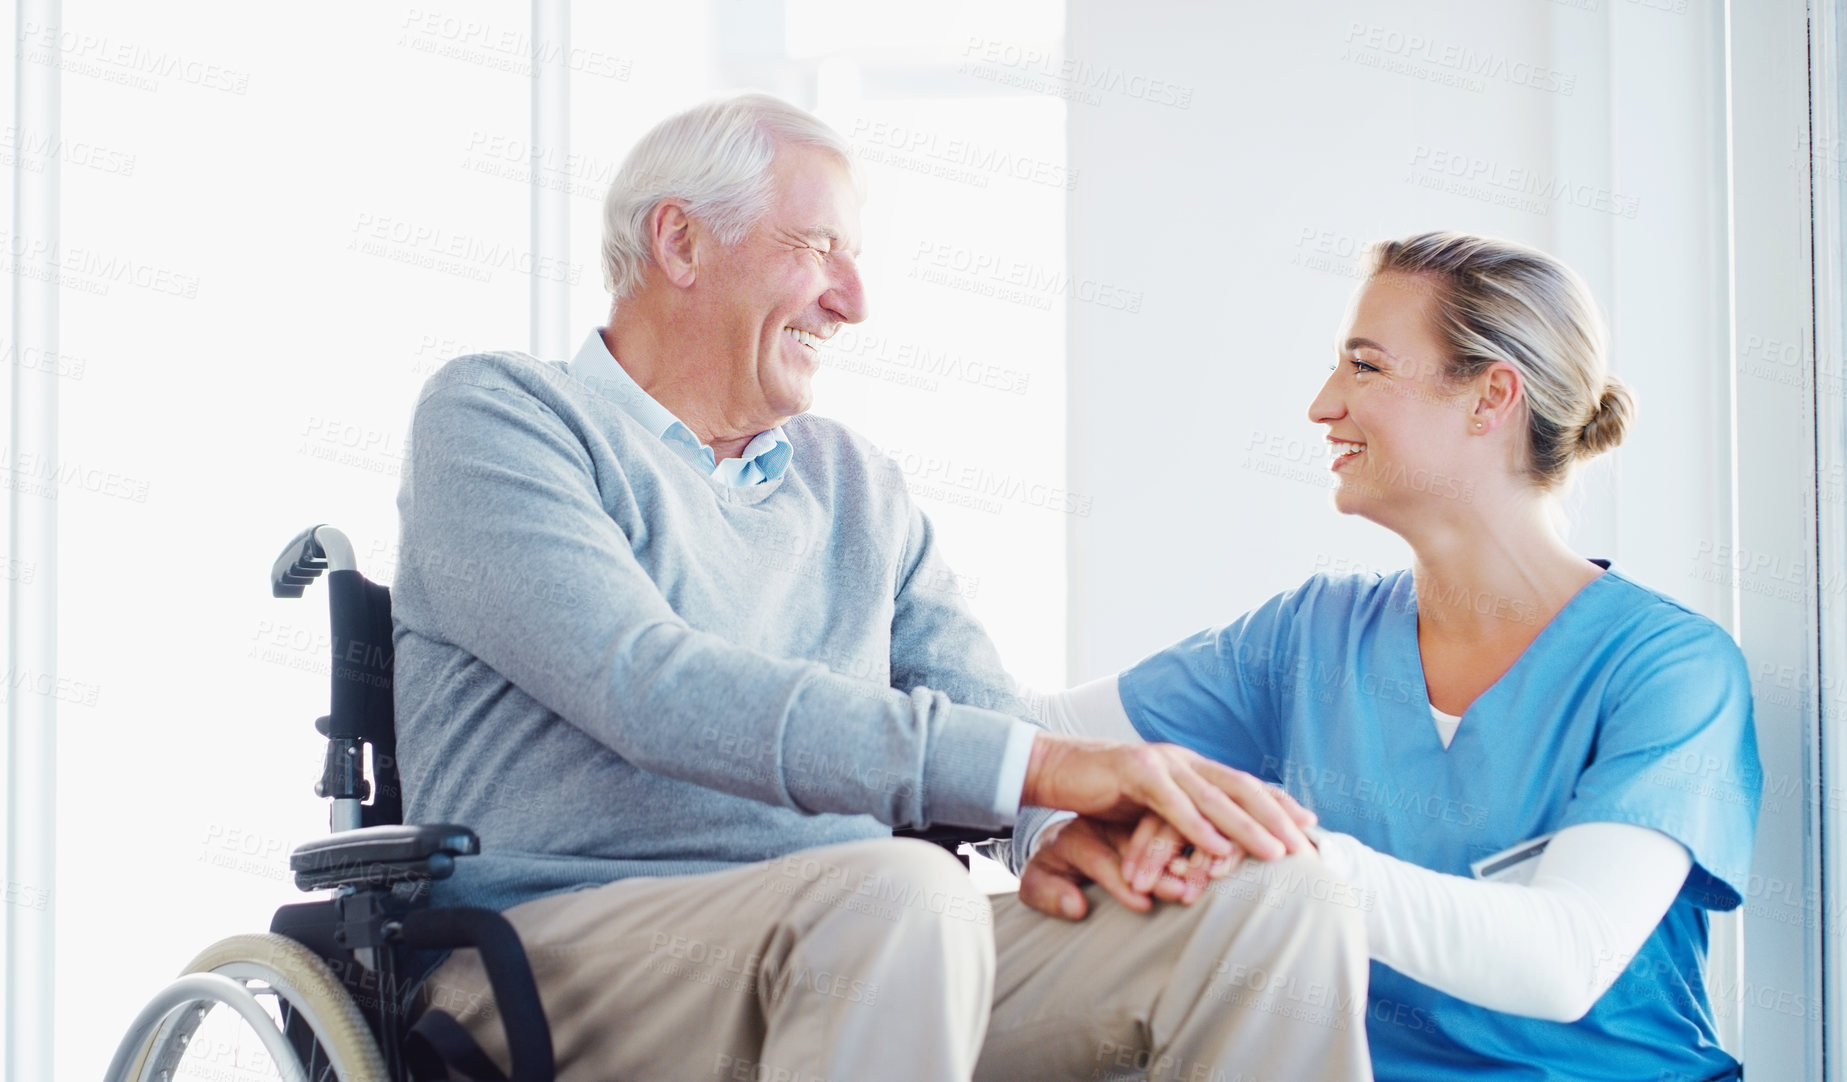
[1019,787,1318,922]
[1122,785,1319,891]
[1022,734,1318,886]
[1018,816,1210,920]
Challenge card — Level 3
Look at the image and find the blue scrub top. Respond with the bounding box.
[1118,565,1761,1082]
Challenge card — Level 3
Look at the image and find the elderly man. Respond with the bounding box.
[396,93,1372,1081]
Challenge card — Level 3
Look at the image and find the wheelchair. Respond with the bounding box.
[105,525,553,1082]
[108,524,999,1082]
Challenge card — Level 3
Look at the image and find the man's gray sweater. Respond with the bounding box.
[393,351,1047,912]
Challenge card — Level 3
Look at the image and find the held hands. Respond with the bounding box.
[1021,733,1317,885]
[1018,734,1318,921]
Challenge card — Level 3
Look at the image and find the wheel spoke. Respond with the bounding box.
[180,934,388,1082]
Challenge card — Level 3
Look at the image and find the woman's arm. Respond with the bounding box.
[1039,676,1694,1022]
[1037,676,1139,741]
[1314,822,1691,1022]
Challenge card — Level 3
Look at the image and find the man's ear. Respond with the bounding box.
[648,201,699,289]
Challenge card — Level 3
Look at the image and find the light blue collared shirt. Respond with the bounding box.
[569,329,793,486]
[565,327,1035,824]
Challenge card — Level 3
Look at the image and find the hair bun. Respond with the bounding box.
[1577,376,1635,458]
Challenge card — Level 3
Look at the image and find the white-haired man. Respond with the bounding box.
[396,93,1373,1081]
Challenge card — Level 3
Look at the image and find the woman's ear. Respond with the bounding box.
[1471,362,1524,433]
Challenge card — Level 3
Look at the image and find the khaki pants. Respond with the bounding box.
[424,838,1373,1082]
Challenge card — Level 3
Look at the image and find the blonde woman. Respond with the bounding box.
[1029,232,1759,1082]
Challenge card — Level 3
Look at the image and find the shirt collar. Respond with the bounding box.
[569,329,792,485]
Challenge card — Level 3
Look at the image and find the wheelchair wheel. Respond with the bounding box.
[108,933,388,1082]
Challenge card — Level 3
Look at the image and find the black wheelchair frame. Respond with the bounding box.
[106,525,554,1082]
[107,524,1002,1082]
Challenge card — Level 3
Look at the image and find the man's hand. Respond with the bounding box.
[1022,733,1316,891]
[1018,816,1215,920]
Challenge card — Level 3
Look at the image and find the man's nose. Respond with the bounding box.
[825,256,868,324]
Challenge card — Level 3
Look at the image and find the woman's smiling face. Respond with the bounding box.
[1307,272,1479,525]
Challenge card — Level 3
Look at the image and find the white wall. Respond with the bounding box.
[45,6,535,1078]
[1065,0,1729,678]
[1729,1,1828,1076]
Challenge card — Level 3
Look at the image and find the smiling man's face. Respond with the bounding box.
[697,142,867,423]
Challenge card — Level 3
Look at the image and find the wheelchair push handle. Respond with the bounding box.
[272,524,359,597]
[271,524,401,830]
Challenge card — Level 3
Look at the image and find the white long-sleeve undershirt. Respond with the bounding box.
[1034,677,1693,1022]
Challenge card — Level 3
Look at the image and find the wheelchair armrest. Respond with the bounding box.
[895,824,1014,868]
[291,824,479,892]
